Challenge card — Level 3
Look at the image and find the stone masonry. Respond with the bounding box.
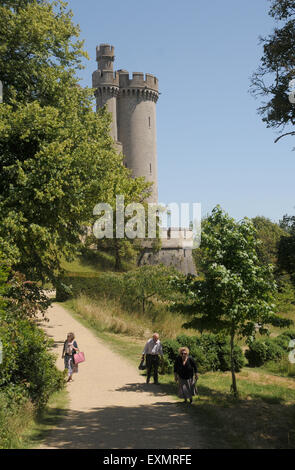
[92,44,158,203]
[92,44,196,274]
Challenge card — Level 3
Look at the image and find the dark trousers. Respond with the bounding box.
[146,354,160,383]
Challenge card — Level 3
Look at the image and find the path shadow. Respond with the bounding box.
[49,340,65,350]
[115,383,169,397]
[36,402,201,449]
[189,384,295,448]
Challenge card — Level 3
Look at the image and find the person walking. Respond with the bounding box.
[141,332,163,384]
[174,347,198,404]
[62,332,79,382]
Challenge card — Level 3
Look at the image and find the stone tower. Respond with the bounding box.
[92,44,159,203]
[92,45,119,142]
[92,44,197,275]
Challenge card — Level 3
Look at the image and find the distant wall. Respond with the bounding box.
[139,248,197,275]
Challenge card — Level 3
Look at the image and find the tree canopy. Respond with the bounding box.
[251,216,287,266]
[0,0,150,282]
[251,0,295,143]
[172,206,292,396]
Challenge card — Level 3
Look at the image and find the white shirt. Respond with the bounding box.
[143,338,163,356]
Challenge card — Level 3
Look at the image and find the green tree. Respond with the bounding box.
[280,214,295,234]
[0,0,87,105]
[251,216,295,310]
[278,214,295,283]
[251,216,287,266]
[171,206,291,396]
[251,0,295,143]
[89,168,153,271]
[123,264,177,314]
[0,0,149,282]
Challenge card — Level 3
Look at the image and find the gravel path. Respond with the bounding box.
[39,303,203,449]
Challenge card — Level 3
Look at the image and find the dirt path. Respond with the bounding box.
[38,303,203,449]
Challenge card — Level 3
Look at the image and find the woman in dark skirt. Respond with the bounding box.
[174,347,198,404]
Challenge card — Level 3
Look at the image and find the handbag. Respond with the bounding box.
[73,351,85,364]
[138,358,146,370]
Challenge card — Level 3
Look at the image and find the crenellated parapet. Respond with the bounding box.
[93,44,121,98]
[118,71,159,101]
[96,44,115,60]
[92,69,120,99]
[96,44,115,71]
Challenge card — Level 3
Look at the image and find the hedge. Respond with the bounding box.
[161,333,245,374]
[245,330,295,367]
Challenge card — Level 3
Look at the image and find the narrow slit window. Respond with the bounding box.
[148,117,151,128]
[149,163,152,174]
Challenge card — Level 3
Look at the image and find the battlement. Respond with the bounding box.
[92,69,119,88]
[96,44,115,60]
[160,227,194,249]
[118,71,158,92]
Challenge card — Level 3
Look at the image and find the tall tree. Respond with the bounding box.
[123,264,177,314]
[0,0,86,105]
[251,0,295,143]
[172,207,291,397]
[0,0,149,282]
[278,213,295,282]
[251,216,287,266]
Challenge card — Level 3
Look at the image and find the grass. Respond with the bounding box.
[0,388,69,449]
[61,248,135,275]
[22,389,69,449]
[66,293,195,340]
[59,251,295,448]
[0,395,35,449]
[261,357,295,378]
[62,297,295,449]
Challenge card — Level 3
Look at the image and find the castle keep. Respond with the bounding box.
[92,44,159,203]
[92,44,196,275]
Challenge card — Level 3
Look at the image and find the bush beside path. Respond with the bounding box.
[38,303,204,449]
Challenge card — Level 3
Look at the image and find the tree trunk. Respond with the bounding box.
[137,247,148,267]
[230,328,238,398]
[114,239,122,271]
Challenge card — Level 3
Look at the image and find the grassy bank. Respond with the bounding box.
[59,252,295,448]
[0,388,69,449]
[67,294,195,339]
[23,389,69,449]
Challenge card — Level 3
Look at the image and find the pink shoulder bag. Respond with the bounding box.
[74,351,85,364]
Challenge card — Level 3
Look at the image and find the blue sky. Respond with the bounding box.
[68,0,295,222]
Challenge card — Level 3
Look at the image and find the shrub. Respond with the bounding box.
[56,280,73,302]
[176,334,198,351]
[276,330,295,349]
[218,342,245,372]
[161,333,244,374]
[0,385,34,449]
[64,273,124,303]
[245,338,284,367]
[162,339,180,363]
[245,331,295,368]
[273,335,290,351]
[195,334,221,371]
[0,317,65,408]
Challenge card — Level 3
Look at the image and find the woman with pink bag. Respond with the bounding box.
[62,332,79,382]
